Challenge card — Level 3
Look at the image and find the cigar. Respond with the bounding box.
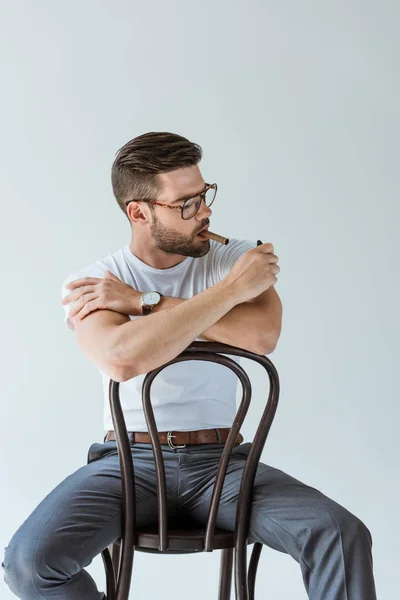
[201,230,230,245]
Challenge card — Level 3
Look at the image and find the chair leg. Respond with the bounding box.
[101,546,117,600]
[235,539,249,599]
[110,543,121,581]
[101,541,133,600]
[218,548,233,600]
[247,543,263,600]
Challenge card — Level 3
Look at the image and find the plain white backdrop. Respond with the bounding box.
[1,1,399,598]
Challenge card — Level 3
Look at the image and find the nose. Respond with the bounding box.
[196,197,212,221]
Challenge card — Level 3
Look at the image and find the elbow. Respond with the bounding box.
[106,349,140,383]
[106,363,139,382]
[110,366,131,383]
[253,334,279,356]
[264,342,277,355]
[252,344,275,356]
[120,363,142,381]
[108,351,142,381]
[106,336,141,382]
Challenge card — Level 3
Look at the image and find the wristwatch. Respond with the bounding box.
[140,291,164,315]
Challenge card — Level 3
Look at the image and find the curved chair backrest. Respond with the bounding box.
[108,341,279,571]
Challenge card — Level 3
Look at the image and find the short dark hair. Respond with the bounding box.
[111,131,203,224]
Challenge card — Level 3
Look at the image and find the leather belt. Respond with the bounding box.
[105,428,244,449]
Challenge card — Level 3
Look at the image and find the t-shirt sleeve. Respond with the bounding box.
[61,263,111,332]
[210,238,256,285]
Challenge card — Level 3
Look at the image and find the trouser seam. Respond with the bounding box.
[316,504,350,600]
[254,505,313,572]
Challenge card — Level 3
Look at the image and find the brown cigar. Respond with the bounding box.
[201,230,230,245]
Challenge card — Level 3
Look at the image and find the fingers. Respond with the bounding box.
[62,286,94,304]
[271,264,280,275]
[256,242,278,260]
[255,242,280,265]
[257,247,279,263]
[75,301,95,320]
[62,280,100,304]
[65,277,102,289]
[256,242,274,253]
[70,295,98,319]
[67,292,96,316]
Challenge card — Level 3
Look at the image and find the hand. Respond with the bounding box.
[61,271,141,320]
[224,242,280,304]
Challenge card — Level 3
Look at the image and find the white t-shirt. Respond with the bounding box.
[61,238,256,432]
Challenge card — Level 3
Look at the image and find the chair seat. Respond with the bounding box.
[136,523,234,553]
[113,518,249,554]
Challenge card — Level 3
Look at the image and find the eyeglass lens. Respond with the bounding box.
[182,186,216,219]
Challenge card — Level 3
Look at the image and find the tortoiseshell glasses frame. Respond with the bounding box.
[125,183,217,220]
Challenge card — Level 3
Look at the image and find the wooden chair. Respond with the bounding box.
[87,341,280,599]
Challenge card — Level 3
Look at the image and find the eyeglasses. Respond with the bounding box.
[125,183,217,220]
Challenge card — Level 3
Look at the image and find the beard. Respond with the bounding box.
[149,211,210,258]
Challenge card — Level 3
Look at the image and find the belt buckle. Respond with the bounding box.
[167,431,187,450]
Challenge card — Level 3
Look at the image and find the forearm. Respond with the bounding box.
[150,296,263,351]
[113,280,239,380]
[130,287,280,354]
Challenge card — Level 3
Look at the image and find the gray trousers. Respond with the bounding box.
[2,440,377,599]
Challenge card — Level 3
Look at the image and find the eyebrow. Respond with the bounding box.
[171,183,209,204]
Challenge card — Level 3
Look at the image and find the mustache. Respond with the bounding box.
[197,221,210,234]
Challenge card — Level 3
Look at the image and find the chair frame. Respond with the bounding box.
[95,340,280,599]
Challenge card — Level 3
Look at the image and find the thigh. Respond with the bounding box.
[3,443,160,580]
[183,442,359,556]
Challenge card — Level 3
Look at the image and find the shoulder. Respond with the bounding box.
[61,247,124,290]
[60,248,125,332]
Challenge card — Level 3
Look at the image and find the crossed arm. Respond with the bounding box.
[149,286,282,355]
[64,276,283,355]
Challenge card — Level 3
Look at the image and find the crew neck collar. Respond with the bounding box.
[123,244,192,274]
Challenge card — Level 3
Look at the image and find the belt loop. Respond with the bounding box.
[215,428,222,444]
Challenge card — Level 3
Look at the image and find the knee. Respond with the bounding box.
[3,536,30,595]
[316,501,373,547]
[2,532,41,597]
[345,513,373,547]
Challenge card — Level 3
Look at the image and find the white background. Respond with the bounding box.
[1,1,398,598]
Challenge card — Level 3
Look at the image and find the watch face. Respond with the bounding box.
[143,291,160,305]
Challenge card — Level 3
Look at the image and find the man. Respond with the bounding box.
[3,132,376,599]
